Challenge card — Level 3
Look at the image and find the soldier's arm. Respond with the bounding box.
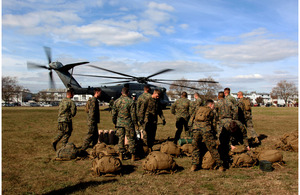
[138,99,147,124]
[188,108,196,127]
[130,101,137,126]
[170,101,176,115]
[111,100,118,125]
[70,101,77,117]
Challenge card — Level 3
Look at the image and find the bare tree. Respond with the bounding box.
[169,78,194,95]
[195,77,222,100]
[255,96,263,105]
[271,80,298,106]
[2,76,23,105]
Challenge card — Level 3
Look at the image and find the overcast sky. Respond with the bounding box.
[2,0,298,93]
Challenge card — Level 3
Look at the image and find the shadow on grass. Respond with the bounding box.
[43,179,118,195]
[122,165,136,175]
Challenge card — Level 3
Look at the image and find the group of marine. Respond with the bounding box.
[52,85,259,172]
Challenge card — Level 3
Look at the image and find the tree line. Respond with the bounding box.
[2,76,298,106]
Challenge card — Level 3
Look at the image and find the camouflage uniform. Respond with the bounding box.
[138,96,165,149]
[225,94,237,105]
[53,97,77,146]
[136,92,151,113]
[215,98,248,167]
[237,97,258,139]
[189,106,223,167]
[136,92,152,143]
[82,96,100,150]
[189,97,203,116]
[112,94,137,154]
[171,97,191,143]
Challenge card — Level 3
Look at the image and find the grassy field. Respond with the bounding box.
[2,106,298,194]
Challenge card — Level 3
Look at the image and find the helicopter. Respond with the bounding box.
[27,47,218,107]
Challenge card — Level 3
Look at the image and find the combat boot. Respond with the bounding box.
[190,164,198,172]
[218,166,225,172]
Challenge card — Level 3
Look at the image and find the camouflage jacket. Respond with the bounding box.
[189,97,203,115]
[237,97,252,122]
[58,97,77,123]
[215,98,237,120]
[87,96,100,124]
[138,97,165,124]
[112,95,137,128]
[171,97,190,121]
[136,92,151,112]
[188,105,214,131]
[225,94,237,105]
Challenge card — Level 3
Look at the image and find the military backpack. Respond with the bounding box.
[195,106,211,122]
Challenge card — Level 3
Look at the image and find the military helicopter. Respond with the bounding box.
[27,47,218,106]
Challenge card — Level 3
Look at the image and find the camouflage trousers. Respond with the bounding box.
[81,122,99,150]
[116,126,136,154]
[53,122,73,146]
[245,118,258,138]
[142,122,158,149]
[174,118,190,144]
[191,129,223,167]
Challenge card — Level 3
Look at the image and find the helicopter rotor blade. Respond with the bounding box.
[151,80,200,90]
[101,80,132,84]
[150,78,219,83]
[74,73,132,80]
[88,65,138,79]
[59,62,90,72]
[27,62,50,70]
[49,70,55,89]
[44,46,52,64]
[146,69,174,79]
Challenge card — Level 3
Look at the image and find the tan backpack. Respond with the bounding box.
[180,144,195,156]
[258,150,283,163]
[160,141,181,157]
[202,151,215,169]
[92,156,122,176]
[195,106,211,122]
[142,151,177,174]
[231,151,258,168]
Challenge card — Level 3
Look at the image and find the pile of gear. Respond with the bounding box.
[275,130,298,152]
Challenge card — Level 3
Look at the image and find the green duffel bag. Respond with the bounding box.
[178,138,193,146]
[56,142,78,160]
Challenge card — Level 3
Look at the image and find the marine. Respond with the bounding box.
[112,87,137,161]
[237,91,259,144]
[189,92,203,116]
[215,91,249,167]
[52,88,77,151]
[171,91,191,143]
[80,88,101,151]
[138,89,166,151]
[189,99,224,171]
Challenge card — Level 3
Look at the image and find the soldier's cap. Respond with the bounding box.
[131,93,137,97]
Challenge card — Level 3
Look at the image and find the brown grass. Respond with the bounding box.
[2,106,298,194]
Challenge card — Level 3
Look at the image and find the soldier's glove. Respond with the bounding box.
[162,120,166,126]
